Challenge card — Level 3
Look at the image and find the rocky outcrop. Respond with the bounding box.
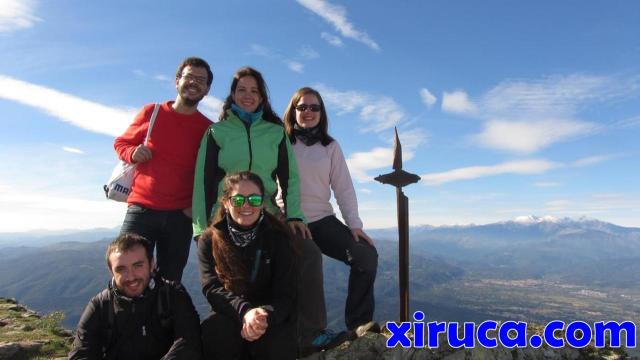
[303,328,633,360]
[1,296,634,359]
[0,297,71,360]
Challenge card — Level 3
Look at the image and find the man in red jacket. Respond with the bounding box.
[114,57,213,282]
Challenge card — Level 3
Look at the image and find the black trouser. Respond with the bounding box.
[308,215,378,330]
[201,312,297,360]
[295,232,326,346]
[119,204,192,282]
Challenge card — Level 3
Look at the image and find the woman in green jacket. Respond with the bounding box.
[192,66,309,238]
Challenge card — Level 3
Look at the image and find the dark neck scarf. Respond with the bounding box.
[225,212,264,247]
[294,124,322,146]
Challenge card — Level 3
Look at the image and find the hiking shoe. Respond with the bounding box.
[354,321,381,337]
[299,329,351,357]
[312,329,351,349]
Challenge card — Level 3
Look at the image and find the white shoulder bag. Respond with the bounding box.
[103,103,160,202]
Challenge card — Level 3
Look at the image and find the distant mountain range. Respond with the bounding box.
[1,216,639,330]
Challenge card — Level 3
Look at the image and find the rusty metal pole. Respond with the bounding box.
[374,128,420,322]
[397,189,410,321]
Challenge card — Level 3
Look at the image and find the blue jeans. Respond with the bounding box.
[120,204,193,282]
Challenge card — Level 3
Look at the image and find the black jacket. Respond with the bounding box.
[197,217,296,326]
[69,275,202,360]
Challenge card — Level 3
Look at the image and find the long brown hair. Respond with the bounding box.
[203,171,291,295]
[283,87,334,146]
[219,67,283,126]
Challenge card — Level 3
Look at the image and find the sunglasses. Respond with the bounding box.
[229,194,263,207]
[295,104,321,112]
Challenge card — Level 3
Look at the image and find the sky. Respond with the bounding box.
[0,0,639,232]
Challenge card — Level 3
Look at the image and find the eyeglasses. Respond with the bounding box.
[180,74,208,85]
[295,104,321,112]
[229,194,263,207]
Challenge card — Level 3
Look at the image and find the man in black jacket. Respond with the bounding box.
[69,233,202,360]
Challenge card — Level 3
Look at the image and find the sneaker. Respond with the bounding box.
[354,321,381,337]
[311,329,350,349]
[299,329,351,357]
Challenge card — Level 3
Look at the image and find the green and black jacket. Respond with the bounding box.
[192,110,305,236]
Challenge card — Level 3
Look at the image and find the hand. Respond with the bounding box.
[182,207,192,219]
[351,228,375,247]
[288,221,312,240]
[241,308,269,341]
[132,145,152,163]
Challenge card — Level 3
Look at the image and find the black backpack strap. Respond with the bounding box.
[96,289,116,359]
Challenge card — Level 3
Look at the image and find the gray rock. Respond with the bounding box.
[6,305,27,313]
[0,342,21,359]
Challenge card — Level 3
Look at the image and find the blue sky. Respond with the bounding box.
[1,0,639,232]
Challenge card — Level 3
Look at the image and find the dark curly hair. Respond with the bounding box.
[203,171,291,295]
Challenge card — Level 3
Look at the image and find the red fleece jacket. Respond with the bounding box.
[114,101,212,210]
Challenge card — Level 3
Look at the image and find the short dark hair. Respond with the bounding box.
[105,233,153,270]
[176,57,213,86]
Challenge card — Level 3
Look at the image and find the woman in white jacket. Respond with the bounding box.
[282,87,378,349]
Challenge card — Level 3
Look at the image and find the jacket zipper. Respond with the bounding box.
[243,121,253,170]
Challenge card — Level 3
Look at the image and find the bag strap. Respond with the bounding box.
[143,103,160,146]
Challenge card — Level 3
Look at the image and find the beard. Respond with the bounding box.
[182,96,201,107]
[179,84,205,107]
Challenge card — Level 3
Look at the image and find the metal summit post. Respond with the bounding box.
[374,128,421,322]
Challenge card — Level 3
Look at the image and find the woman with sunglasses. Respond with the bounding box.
[282,87,379,351]
[199,171,297,359]
[192,66,310,241]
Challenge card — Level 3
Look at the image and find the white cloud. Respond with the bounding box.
[314,83,404,133]
[395,128,428,150]
[421,151,616,186]
[346,147,394,182]
[250,44,272,57]
[571,155,612,167]
[299,46,320,59]
[62,146,84,154]
[481,74,619,119]
[321,32,344,47]
[359,98,404,133]
[614,115,640,129]
[132,69,146,77]
[443,74,639,154]
[534,181,561,188]
[475,118,598,154]
[422,159,562,186]
[250,43,308,74]
[0,184,125,232]
[0,75,136,136]
[0,0,41,33]
[345,129,426,182]
[419,88,437,108]
[359,188,372,194]
[545,199,571,212]
[199,96,224,121]
[154,74,171,82]
[297,0,380,51]
[442,90,477,114]
[286,61,304,74]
